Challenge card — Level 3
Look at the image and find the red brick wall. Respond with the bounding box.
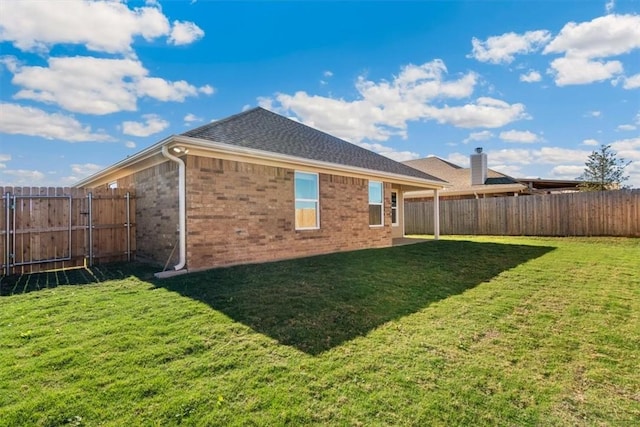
[116,161,180,266]
[185,156,392,270]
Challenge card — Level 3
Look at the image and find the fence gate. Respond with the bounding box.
[1,187,136,275]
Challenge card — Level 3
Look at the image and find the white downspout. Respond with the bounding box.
[157,145,187,275]
[433,188,440,240]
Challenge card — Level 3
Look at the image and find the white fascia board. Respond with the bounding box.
[74,136,173,187]
[172,135,448,190]
[75,134,448,190]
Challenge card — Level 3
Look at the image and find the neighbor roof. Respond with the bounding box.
[183,107,444,183]
[403,156,526,197]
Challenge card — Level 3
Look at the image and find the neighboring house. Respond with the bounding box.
[76,107,446,276]
[516,178,585,194]
[403,148,527,201]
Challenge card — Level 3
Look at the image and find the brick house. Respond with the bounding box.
[403,149,527,201]
[76,108,445,276]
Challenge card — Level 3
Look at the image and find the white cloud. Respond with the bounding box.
[610,137,640,161]
[547,56,623,86]
[550,165,585,179]
[0,102,111,142]
[198,84,215,95]
[424,97,529,129]
[616,124,636,131]
[544,14,640,59]
[463,130,493,144]
[611,137,640,187]
[273,109,418,161]
[1,169,46,185]
[121,114,169,137]
[582,138,599,146]
[491,164,523,177]
[0,0,172,54]
[458,147,592,168]
[499,130,541,143]
[585,110,602,118]
[125,141,137,148]
[0,153,10,168]
[446,153,471,167]
[262,60,525,143]
[168,20,204,45]
[519,70,542,83]
[358,142,420,162]
[184,113,202,124]
[70,163,103,177]
[623,73,640,89]
[320,70,334,85]
[605,0,615,14]
[544,14,640,86]
[536,147,592,164]
[469,30,551,64]
[135,76,200,102]
[7,56,206,115]
[56,163,106,187]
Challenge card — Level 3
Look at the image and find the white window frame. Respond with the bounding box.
[391,190,399,226]
[369,180,384,227]
[294,171,320,230]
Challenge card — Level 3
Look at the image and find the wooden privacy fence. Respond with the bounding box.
[405,189,640,237]
[1,187,136,275]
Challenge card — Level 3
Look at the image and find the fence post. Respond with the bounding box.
[88,192,93,267]
[4,192,11,275]
[125,192,131,262]
[433,189,440,240]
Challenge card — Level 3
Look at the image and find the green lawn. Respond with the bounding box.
[1,236,639,426]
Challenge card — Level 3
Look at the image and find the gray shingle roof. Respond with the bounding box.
[182,107,444,182]
[403,156,526,195]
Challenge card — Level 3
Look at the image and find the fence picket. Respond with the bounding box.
[405,190,640,237]
[1,187,136,274]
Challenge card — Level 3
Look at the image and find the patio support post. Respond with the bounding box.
[433,188,440,240]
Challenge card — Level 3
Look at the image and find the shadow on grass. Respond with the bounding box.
[157,240,555,355]
[0,262,158,296]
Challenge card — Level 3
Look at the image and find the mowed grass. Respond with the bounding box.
[1,237,638,426]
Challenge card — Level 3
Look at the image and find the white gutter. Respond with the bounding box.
[76,134,448,191]
[155,145,187,277]
[172,135,449,189]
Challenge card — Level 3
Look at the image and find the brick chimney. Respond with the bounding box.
[470,147,487,185]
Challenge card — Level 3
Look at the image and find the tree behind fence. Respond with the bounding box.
[405,189,640,237]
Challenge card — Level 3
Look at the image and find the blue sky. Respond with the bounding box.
[1,0,639,187]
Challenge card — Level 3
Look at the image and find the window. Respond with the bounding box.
[295,171,319,229]
[369,181,383,226]
[391,191,398,226]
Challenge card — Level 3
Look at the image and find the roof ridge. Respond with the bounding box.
[180,106,263,136]
[180,107,445,183]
